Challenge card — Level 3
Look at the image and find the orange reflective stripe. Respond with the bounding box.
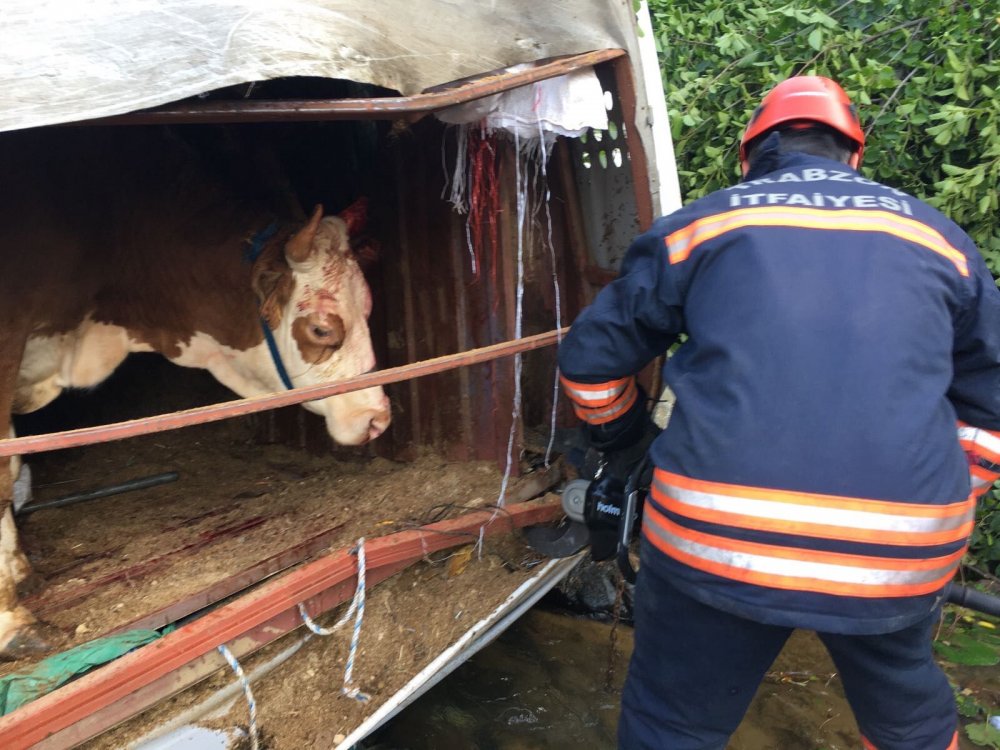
[643,505,966,598]
[664,207,968,276]
[651,482,976,547]
[970,465,999,498]
[559,375,631,408]
[561,375,638,426]
[971,464,1000,483]
[571,382,638,425]
[862,731,959,750]
[958,422,1000,465]
[656,469,975,521]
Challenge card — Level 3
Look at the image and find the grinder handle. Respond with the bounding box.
[617,454,651,583]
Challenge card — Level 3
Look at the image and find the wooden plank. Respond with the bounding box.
[0,329,567,458]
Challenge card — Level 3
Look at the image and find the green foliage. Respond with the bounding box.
[956,692,1000,747]
[647,0,1000,270]
[935,630,1000,666]
[936,608,1000,666]
[939,610,1000,745]
[966,721,1000,748]
[969,488,1000,571]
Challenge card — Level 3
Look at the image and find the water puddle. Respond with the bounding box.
[368,608,998,749]
[368,609,624,749]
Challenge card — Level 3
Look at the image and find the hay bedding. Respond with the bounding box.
[10,417,551,747]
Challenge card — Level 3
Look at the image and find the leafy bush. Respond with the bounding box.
[647,0,1000,269]
[970,490,1000,574]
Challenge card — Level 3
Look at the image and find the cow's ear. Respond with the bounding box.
[251,252,294,329]
[351,237,380,272]
[338,197,368,236]
[286,204,324,267]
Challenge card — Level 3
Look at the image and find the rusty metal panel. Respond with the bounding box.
[254,58,652,468]
[373,119,592,467]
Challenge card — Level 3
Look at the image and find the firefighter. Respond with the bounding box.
[558,75,1000,750]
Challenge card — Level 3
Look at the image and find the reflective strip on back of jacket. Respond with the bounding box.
[557,146,1000,634]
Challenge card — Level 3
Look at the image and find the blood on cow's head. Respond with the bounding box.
[251,201,390,446]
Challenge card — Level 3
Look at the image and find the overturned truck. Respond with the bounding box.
[0,2,680,747]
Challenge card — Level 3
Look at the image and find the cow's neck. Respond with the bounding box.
[113,227,286,394]
[120,237,263,353]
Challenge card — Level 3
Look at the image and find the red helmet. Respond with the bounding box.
[739,75,865,175]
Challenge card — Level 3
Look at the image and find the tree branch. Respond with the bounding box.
[863,53,935,138]
[863,17,928,44]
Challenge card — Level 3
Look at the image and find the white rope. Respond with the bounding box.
[444,124,469,213]
[296,538,370,702]
[460,126,480,277]
[535,114,563,468]
[473,127,531,559]
[440,123,478,275]
[217,644,260,750]
[495,126,528,509]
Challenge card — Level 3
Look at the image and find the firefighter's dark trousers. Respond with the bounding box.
[618,565,959,750]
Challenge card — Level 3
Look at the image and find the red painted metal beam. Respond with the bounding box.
[82,50,626,126]
[0,328,567,458]
[41,557,415,750]
[0,492,563,749]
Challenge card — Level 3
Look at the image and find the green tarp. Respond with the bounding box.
[0,629,161,716]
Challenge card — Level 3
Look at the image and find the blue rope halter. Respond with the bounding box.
[246,223,294,390]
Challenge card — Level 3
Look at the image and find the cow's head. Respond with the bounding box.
[251,201,390,445]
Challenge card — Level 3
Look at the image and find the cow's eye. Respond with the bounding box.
[309,325,344,351]
[309,325,343,350]
[295,313,346,353]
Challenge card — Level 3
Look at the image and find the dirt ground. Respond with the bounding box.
[8,411,560,748]
[17,418,537,639]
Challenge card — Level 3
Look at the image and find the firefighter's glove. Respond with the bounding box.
[597,400,658,483]
[586,384,650,453]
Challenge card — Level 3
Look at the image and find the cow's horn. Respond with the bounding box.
[285,204,324,266]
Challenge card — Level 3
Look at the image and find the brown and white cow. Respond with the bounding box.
[0,127,390,658]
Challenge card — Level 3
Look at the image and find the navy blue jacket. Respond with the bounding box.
[559,142,1000,634]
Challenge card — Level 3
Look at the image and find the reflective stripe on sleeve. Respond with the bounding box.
[643,504,965,598]
[560,375,638,426]
[664,206,968,276]
[958,422,1000,465]
[971,464,1000,494]
[652,470,977,547]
